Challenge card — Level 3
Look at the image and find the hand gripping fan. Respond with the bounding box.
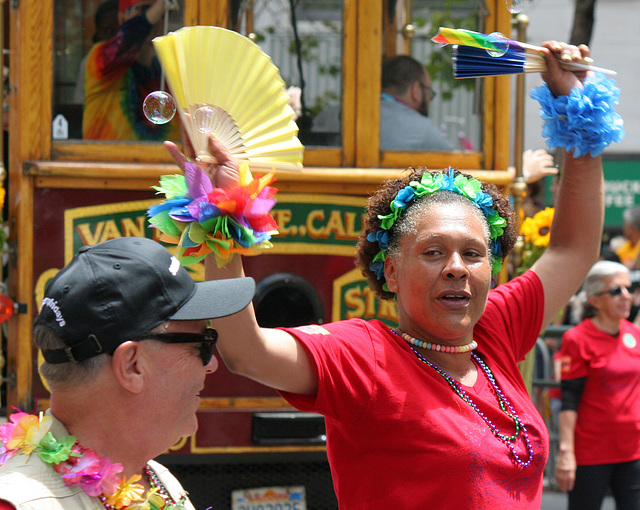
[153,26,304,171]
[432,27,616,78]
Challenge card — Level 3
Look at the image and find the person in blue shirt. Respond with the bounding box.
[379,55,454,151]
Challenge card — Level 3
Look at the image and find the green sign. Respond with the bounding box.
[332,268,398,327]
[603,158,640,227]
[269,193,366,255]
[63,194,367,261]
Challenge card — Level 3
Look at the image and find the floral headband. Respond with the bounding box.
[367,168,508,291]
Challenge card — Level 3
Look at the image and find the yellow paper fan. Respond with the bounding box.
[153,26,304,171]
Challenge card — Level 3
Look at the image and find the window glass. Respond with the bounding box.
[53,0,184,141]
[384,0,483,152]
[249,0,343,147]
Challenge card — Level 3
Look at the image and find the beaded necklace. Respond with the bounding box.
[144,466,187,509]
[399,331,478,353]
[409,346,534,468]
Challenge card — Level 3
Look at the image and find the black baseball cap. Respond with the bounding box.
[35,237,255,364]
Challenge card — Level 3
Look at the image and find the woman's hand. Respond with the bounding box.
[523,149,558,183]
[164,134,240,191]
[555,450,577,492]
[540,41,590,97]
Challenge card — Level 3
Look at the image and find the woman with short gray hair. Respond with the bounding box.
[557,260,640,509]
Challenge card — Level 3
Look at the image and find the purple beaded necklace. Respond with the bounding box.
[409,345,534,468]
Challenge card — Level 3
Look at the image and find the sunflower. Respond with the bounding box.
[522,207,554,248]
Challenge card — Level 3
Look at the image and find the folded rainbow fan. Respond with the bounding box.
[432,27,616,79]
[153,25,304,171]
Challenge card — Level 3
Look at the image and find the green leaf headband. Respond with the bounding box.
[367,168,507,291]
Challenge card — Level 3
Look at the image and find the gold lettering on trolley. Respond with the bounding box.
[75,216,148,245]
[378,299,398,321]
[343,212,360,238]
[101,221,121,240]
[121,217,146,237]
[76,222,105,245]
[272,207,361,241]
[324,211,347,238]
[344,285,398,321]
[306,209,325,238]
[306,210,360,240]
[273,210,293,234]
[363,286,378,317]
[344,288,365,318]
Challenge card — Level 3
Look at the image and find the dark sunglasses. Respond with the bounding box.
[131,327,218,365]
[594,285,633,297]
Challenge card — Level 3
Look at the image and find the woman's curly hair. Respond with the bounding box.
[356,167,517,300]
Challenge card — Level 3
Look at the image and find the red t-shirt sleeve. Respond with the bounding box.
[560,326,589,380]
[477,270,545,363]
[277,321,377,420]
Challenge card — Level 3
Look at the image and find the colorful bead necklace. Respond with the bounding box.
[409,346,534,468]
[399,331,478,353]
[145,466,187,509]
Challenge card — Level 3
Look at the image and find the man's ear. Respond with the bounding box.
[384,255,398,294]
[409,81,422,106]
[111,341,145,394]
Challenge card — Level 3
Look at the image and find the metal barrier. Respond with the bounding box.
[532,324,571,489]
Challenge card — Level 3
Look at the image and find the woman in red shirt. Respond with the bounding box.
[557,260,640,509]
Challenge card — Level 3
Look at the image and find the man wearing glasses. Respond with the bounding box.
[379,55,454,152]
[310,54,454,151]
[0,237,254,509]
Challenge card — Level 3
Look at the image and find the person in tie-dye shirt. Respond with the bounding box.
[82,0,180,141]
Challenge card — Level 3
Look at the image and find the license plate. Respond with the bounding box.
[231,486,307,510]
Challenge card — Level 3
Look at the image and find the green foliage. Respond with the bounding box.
[255,17,343,116]
[516,244,546,277]
[288,36,320,61]
[309,90,339,116]
[425,0,479,100]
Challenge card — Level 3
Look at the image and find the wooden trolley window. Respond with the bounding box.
[45,0,511,170]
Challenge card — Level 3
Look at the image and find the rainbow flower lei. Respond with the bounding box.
[367,168,507,291]
[0,410,183,509]
[148,161,278,266]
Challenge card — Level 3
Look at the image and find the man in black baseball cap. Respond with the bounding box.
[35,236,254,364]
[0,236,254,508]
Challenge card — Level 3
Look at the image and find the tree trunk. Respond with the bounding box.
[570,0,597,46]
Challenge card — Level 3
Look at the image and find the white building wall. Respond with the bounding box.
[522,0,639,156]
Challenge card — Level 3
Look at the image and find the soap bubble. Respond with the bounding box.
[486,32,510,58]
[194,106,221,134]
[143,91,176,124]
[507,0,524,14]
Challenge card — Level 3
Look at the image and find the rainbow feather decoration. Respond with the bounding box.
[148,161,278,265]
[432,27,616,78]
